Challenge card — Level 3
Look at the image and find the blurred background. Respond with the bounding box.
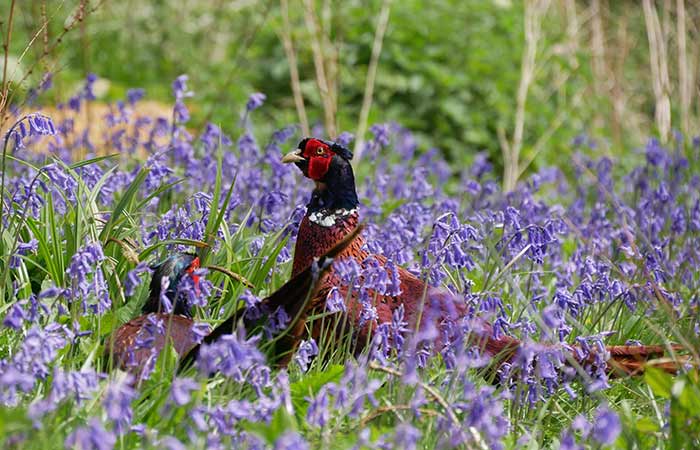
[2,0,700,188]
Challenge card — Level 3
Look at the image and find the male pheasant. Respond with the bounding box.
[274,137,689,377]
[180,224,365,369]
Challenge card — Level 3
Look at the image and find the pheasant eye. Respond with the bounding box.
[316,147,325,155]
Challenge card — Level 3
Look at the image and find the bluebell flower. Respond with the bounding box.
[246,92,266,112]
[196,328,268,387]
[170,377,200,406]
[3,303,26,329]
[335,131,354,147]
[157,436,187,450]
[393,423,421,450]
[191,322,210,344]
[8,239,38,269]
[265,307,290,338]
[369,123,390,147]
[471,152,493,178]
[124,262,152,297]
[325,287,346,313]
[293,339,318,372]
[27,368,102,423]
[5,113,56,150]
[64,418,116,450]
[126,88,145,104]
[306,387,330,428]
[103,374,136,435]
[592,406,621,445]
[273,432,309,450]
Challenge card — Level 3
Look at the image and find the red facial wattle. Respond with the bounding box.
[302,139,335,181]
[187,257,201,295]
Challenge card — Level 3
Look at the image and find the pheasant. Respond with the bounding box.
[274,137,690,377]
[180,224,365,369]
[106,224,362,378]
[106,253,205,378]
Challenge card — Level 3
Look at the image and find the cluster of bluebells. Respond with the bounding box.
[66,241,111,314]
[559,405,622,449]
[0,72,698,448]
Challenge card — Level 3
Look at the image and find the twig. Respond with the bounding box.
[358,404,438,428]
[41,2,49,58]
[353,0,392,164]
[205,265,255,289]
[368,362,488,450]
[279,0,309,136]
[2,0,106,124]
[1,0,17,117]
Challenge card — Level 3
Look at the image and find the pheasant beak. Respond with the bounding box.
[282,149,305,164]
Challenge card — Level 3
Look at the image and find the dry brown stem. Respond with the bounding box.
[353,0,392,164]
[279,0,310,136]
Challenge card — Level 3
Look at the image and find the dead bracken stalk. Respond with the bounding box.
[352,0,392,164]
[279,0,310,136]
[676,0,691,139]
[643,0,672,142]
[302,0,337,138]
[501,0,551,193]
[589,0,608,133]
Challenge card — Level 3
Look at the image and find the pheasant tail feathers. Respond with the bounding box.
[179,224,364,370]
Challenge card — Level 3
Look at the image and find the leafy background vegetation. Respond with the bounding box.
[1,1,700,449]
[7,1,700,173]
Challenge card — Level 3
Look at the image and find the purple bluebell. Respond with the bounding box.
[196,328,269,390]
[265,307,290,338]
[126,88,145,104]
[592,406,621,445]
[325,287,346,313]
[170,377,200,406]
[157,436,187,450]
[306,387,330,428]
[124,262,153,297]
[246,93,267,112]
[64,418,116,450]
[293,339,318,372]
[191,322,211,344]
[273,432,309,450]
[3,303,26,329]
[5,113,56,150]
[392,423,421,450]
[27,368,102,422]
[104,374,137,435]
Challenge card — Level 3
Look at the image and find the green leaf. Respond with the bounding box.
[99,165,150,242]
[242,407,298,445]
[68,153,119,170]
[635,417,659,433]
[645,367,673,399]
[0,405,32,436]
[290,364,345,416]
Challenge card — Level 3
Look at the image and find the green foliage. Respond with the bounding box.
[644,368,700,448]
[8,0,682,178]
